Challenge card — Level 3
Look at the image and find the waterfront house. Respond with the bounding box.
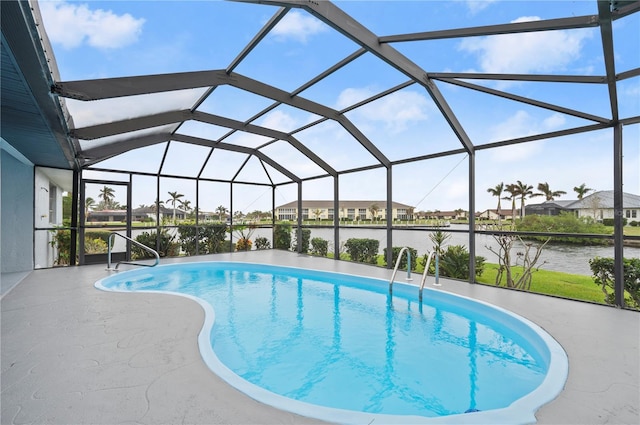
[275,200,414,221]
[525,191,640,222]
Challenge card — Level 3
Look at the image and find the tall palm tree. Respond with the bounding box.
[216,205,228,221]
[166,191,184,222]
[99,186,115,208]
[502,184,518,224]
[179,199,192,212]
[513,180,535,218]
[536,182,566,201]
[573,183,594,200]
[84,197,96,219]
[487,183,504,225]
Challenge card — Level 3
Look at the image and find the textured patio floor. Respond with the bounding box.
[2,250,638,424]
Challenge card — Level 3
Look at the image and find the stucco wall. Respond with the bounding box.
[1,142,34,273]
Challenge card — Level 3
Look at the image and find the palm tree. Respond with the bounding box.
[84,197,96,218]
[502,184,518,225]
[487,183,504,225]
[536,182,566,201]
[216,205,228,221]
[179,199,192,212]
[369,203,380,222]
[573,183,594,200]
[99,186,115,209]
[513,180,535,218]
[166,191,184,222]
[312,208,323,221]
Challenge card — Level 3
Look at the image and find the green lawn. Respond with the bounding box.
[475,264,606,304]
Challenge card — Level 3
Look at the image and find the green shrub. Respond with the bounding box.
[437,245,485,279]
[589,256,640,309]
[85,238,107,254]
[293,228,311,253]
[255,237,271,250]
[517,212,610,245]
[629,221,638,227]
[177,223,228,255]
[274,223,292,250]
[132,229,179,259]
[383,246,418,271]
[602,218,628,226]
[310,237,328,257]
[344,238,379,264]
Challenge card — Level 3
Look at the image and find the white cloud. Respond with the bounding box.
[487,110,541,161]
[258,110,298,133]
[40,1,145,49]
[340,89,430,134]
[458,16,592,74]
[464,0,499,15]
[271,11,328,43]
[542,113,566,131]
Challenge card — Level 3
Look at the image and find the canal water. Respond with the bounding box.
[251,224,639,276]
[119,225,639,276]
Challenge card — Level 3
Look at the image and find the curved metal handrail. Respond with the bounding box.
[388,246,412,294]
[419,251,440,302]
[106,232,159,271]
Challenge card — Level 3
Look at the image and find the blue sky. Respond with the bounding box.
[38,0,639,214]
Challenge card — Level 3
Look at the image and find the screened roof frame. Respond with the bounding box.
[51,0,639,188]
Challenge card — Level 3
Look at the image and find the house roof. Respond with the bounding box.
[276,200,413,210]
[566,191,640,209]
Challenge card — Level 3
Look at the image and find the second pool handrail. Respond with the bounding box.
[107,232,159,271]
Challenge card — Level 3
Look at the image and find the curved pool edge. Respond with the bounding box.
[94,261,569,425]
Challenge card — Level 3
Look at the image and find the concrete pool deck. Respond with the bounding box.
[2,250,638,424]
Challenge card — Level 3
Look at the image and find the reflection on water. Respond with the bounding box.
[252,225,638,276]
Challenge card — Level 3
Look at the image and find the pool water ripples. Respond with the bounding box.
[96,262,568,424]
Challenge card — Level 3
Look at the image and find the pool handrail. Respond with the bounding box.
[106,232,159,271]
[388,246,413,294]
[419,251,441,302]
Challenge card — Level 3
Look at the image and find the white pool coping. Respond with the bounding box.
[95,260,569,425]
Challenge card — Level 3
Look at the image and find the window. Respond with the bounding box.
[347,208,355,219]
[49,183,57,224]
[328,208,334,220]
[302,208,309,220]
[358,208,367,220]
[278,208,296,220]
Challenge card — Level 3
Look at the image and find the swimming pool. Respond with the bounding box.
[96,261,568,424]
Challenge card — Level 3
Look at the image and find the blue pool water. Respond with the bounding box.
[96,261,568,424]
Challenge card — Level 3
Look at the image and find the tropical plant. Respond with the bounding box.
[216,205,228,221]
[85,197,96,218]
[438,245,485,279]
[179,199,192,215]
[99,186,115,208]
[369,203,380,221]
[255,237,271,250]
[573,183,594,200]
[487,183,505,219]
[312,209,323,220]
[513,180,535,219]
[502,184,518,226]
[166,191,184,222]
[232,224,256,251]
[536,182,566,201]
